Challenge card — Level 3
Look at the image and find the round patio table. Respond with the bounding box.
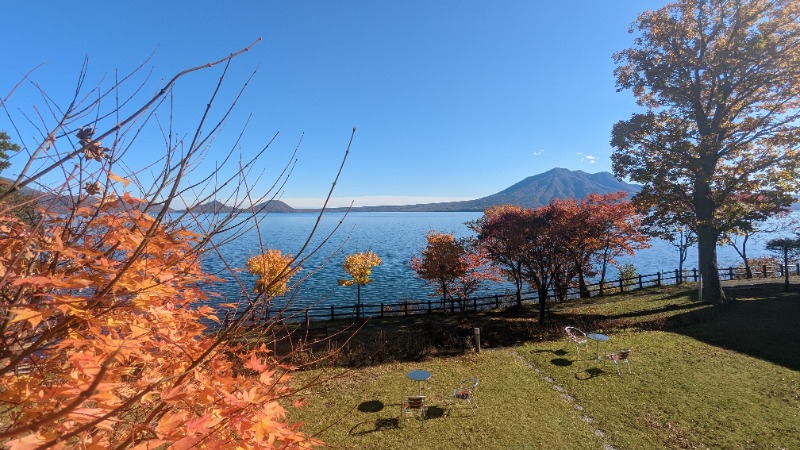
[407,369,432,396]
[586,333,609,360]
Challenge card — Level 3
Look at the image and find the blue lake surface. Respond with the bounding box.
[200,211,796,310]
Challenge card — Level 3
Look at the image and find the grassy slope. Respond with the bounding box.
[289,282,800,449]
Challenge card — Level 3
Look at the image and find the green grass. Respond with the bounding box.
[288,282,800,449]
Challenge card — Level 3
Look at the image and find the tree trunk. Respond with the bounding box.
[537,286,549,323]
[514,264,523,307]
[697,225,726,304]
[577,267,590,298]
[782,249,790,292]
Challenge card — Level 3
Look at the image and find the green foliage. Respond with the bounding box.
[618,263,637,292]
[0,131,17,174]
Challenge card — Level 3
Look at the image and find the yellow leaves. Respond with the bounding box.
[246,249,301,296]
[339,250,381,287]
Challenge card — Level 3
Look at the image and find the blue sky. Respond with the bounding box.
[2,1,664,208]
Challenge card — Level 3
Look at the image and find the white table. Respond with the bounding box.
[586,333,609,360]
[407,369,432,395]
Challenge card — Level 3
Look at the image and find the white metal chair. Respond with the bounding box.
[401,395,426,427]
[565,326,589,357]
[606,349,633,375]
[451,377,479,415]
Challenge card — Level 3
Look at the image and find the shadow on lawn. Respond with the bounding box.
[350,401,446,435]
[666,283,800,371]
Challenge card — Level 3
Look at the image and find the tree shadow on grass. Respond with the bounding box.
[666,283,800,371]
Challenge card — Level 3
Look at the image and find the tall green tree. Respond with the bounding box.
[0,131,17,174]
[611,0,800,304]
[765,236,800,291]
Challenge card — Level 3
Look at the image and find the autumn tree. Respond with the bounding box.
[611,0,800,304]
[765,235,800,291]
[517,205,573,322]
[0,42,350,448]
[248,249,302,296]
[338,250,381,316]
[470,205,530,306]
[411,231,468,309]
[581,193,650,295]
[449,239,501,308]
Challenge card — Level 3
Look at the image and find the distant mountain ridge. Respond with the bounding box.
[320,168,642,212]
[8,169,797,213]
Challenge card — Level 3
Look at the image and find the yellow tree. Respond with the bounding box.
[248,249,302,297]
[338,251,382,315]
[612,0,800,304]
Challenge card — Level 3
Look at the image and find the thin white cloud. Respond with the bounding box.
[282,196,474,209]
[531,149,545,157]
[579,154,598,164]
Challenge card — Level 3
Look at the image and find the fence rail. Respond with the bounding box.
[224,262,800,327]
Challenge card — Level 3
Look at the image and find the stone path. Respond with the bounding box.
[511,350,618,450]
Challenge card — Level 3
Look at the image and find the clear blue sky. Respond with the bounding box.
[3,1,664,208]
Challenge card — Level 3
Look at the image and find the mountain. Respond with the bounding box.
[321,168,642,212]
[182,199,295,214]
[252,200,295,213]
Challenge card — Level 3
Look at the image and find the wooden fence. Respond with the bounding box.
[225,262,800,326]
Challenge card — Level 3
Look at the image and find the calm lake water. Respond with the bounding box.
[200,211,797,309]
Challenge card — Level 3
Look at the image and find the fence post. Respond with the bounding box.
[619,277,624,292]
[657,272,662,286]
[638,274,643,290]
[796,263,799,275]
[763,264,768,278]
[380,303,384,318]
[693,268,698,283]
[330,305,335,321]
[675,269,680,284]
[495,294,500,309]
[404,301,408,316]
[728,267,734,280]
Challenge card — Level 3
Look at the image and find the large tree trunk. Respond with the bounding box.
[537,286,549,323]
[514,263,524,307]
[694,162,726,305]
[697,224,726,304]
[577,267,590,298]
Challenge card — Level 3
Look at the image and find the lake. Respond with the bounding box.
[200,211,796,309]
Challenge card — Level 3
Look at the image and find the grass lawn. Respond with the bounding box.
[288,282,800,449]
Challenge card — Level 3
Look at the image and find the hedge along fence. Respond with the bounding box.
[225,262,800,327]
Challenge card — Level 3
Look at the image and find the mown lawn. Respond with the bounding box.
[288,282,800,449]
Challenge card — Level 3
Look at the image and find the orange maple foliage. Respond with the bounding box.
[0,195,320,449]
[410,232,497,308]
